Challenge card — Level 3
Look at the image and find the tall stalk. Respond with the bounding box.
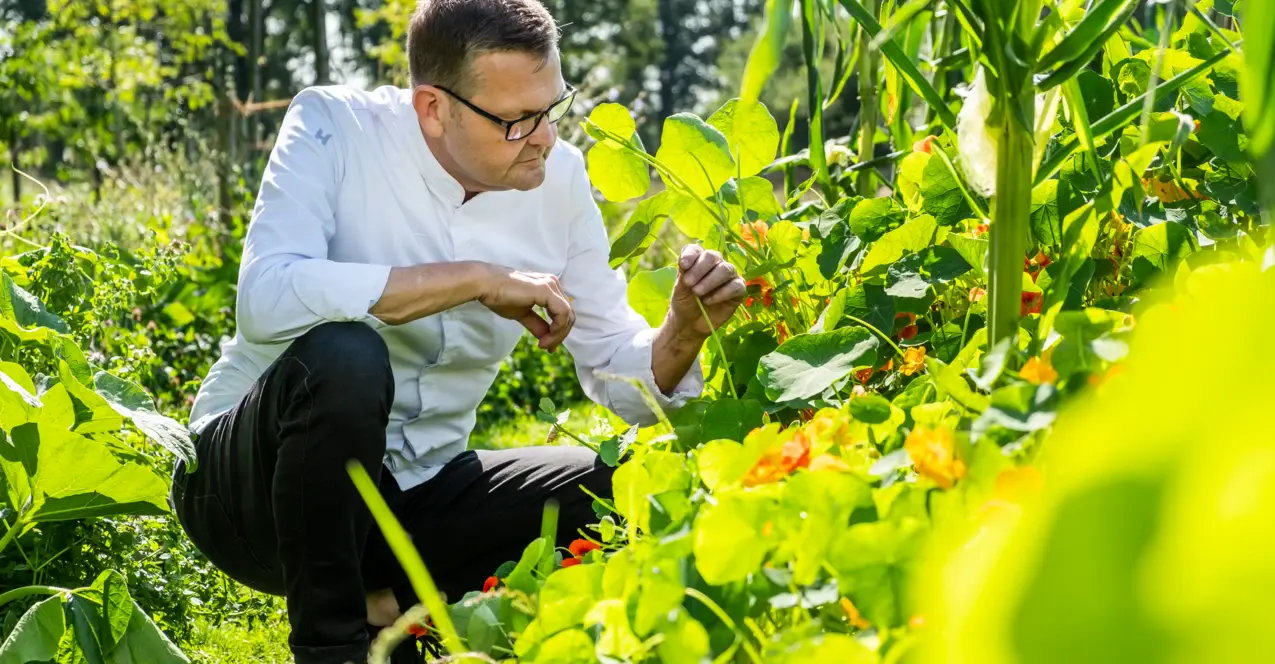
[856,0,881,195]
[987,112,1034,345]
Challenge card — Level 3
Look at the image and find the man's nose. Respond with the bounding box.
[527,116,556,147]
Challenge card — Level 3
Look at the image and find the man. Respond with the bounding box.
[168,0,745,662]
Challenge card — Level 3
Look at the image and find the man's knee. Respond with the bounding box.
[288,322,393,396]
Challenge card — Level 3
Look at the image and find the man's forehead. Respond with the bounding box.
[467,51,564,111]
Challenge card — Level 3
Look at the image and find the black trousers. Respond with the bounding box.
[170,322,614,664]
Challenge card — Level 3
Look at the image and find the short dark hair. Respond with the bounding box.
[407,0,560,94]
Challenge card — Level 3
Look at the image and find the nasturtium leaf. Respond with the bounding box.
[537,563,604,634]
[527,628,594,663]
[588,142,650,202]
[587,103,638,140]
[849,394,893,425]
[655,113,736,198]
[708,99,780,178]
[916,150,973,226]
[947,234,987,280]
[464,601,508,655]
[503,538,548,597]
[584,599,641,659]
[94,371,195,468]
[1131,222,1197,284]
[827,518,927,628]
[817,222,863,279]
[768,220,803,263]
[972,383,1059,447]
[669,191,719,240]
[860,215,940,274]
[1031,180,1063,246]
[656,613,710,664]
[849,197,907,242]
[697,439,744,491]
[626,267,677,328]
[884,246,974,299]
[768,633,878,664]
[842,284,895,334]
[1076,69,1115,123]
[968,338,1013,392]
[634,560,684,636]
[1196,94,1249,165]
[599,437,623,467]
[612,461,652,534]
[723,176,783,218]
[693,491,773,584]
[758,328,880,402]
[0,595,65,664]
[812,288,847,333]
[723,324,779,394]
[609,191,678,266]
[700,398,764,443]
[925,357,991,413]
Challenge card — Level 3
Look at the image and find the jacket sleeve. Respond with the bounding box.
[559,153,703,426]
[235,88,394,344]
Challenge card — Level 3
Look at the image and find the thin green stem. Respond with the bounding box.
[1189,4,1241,55]
[0,585,68,607]
[685,587,763,664]
[694,297,738,399]
[932,143,989,220]
[0,517,20,556]
[840,313,904,358]
[1139,2,1177,149]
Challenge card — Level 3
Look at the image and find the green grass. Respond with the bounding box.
[181,614,292,664]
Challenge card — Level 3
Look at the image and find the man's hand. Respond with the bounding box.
[478,266,576,351]
[668,245,746,339]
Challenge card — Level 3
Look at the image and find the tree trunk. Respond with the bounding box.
[313,0,330,85]
[248,0,264,160]
[655,0,680,149]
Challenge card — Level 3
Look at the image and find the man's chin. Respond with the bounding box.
[506,165,547,191]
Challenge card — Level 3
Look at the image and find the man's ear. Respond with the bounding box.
[412,86,447,139]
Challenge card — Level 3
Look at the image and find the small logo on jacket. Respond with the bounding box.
[314,128,332,145]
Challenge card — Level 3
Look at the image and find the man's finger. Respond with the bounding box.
[541,290,576,349]
[702,277,747,306]
[692,262,738,297]
[681,249,720,288]
[679,244,704,272]
[519,310,552,342]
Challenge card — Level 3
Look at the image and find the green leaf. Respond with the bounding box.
[1242,0,1275,155]
[861,215,940,274]
[612,461,652,534]
[103,600,191,663]
[884,246,973,299]
[609,191,675,268]
[654,114,736,199]
[0,272,70,337]
[588,143,650,202]
[700,398,764,443]
[739,0,795,104]
[768,633,878,664]
[1031,180,1063,246]
[537,563,604,634]
[59,362,124,435]
[587,103,638,140]
[849,197,907,242]
[849,394,893,425]
[768,220,803,263]
[842,284,895,334]
[1131,222,1198,284]
[693,491,773,584]
[18,423,170,522]
[503,538,548,597]
[723,176,783,218]
[708,99,780,177]
[68,595,106,664]
[1197,94,1249,164]
[817,222,863,279]
[94,371,196,470]
[0,362,41,431]
[757,327,880,402]
[626,267,677,328]
[916,152,973,225]
[634,561,684,636]
[656,613,710,664]
[0,595,65,664]
[697,439,743,492]
[669,191,719,240]
[525,628,595,663]
[1037,0,1139,90]
[924,357,990,413]
[827,518,927,627]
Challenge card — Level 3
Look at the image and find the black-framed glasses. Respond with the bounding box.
[434,84,576,141]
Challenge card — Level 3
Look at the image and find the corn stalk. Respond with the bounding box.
[855,0,881,195]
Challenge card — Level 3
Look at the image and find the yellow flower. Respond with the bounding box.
[809,454,851,473]
[900,346,927,376]
[904,426,965,490]
[1020,348,1058,385]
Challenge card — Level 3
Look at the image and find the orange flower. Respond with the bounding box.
[1088,363,1124,388]
[408,622,429,638]
[743,431,812,486]
[900,346,926,376]
[909,614,926,629]
[854,367,875,384]
[740,221,769,248]
[776,322,790,343]
[1021,290,1043,316]
[1024,251,1052,282]
[745,277,774,308]
[895,313,918,340]
[761,520,775,537]
[913,135,936,154]
[972,222,989,237]
[1144,177,1197,204]
[969,286,987,303]
[1020,350,1058,385]
[561,557,583,568]
[482,576,500,593]
[904,426,965,490]
[840,597,871,630]
[568,539,602,558]
[810,454,851,472]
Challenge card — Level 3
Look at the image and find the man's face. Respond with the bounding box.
[417,50,565,193]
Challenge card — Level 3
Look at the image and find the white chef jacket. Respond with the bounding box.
[188,84,702,490]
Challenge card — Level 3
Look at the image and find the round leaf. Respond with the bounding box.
[708,99,780,177]
[588,143,650,202]
[654,114,736,198]
[758,328,880,402]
